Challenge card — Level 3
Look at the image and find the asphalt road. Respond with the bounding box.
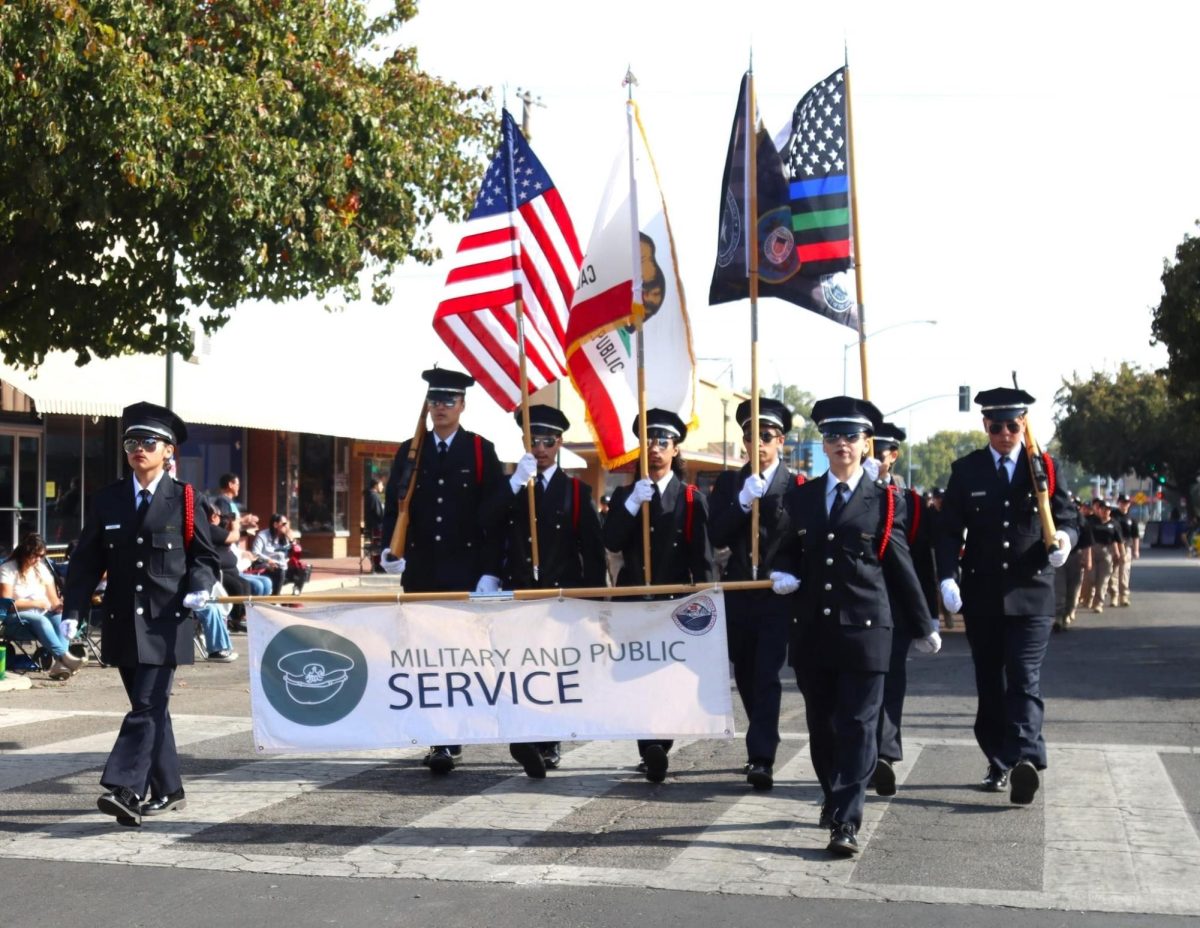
[2,549,1197,928]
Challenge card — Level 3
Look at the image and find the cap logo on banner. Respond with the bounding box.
[671,596,718,635]
[261,627,369,726]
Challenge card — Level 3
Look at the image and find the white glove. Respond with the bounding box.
[738,474,768,510]
[914,630,943,654]
[769,571,800,595]
[509,453,538,493]
[1047,530,1071,568]
[182,590,210,610]
[624,478,655,515]
[380,549,406,576]
[862,457,881,481]
[474,574,502,594]
[939,578,962,614]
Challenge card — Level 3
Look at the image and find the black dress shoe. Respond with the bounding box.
[509,743,546,779]
[642,744,669,783]
[818,803,834,830]
[97,787,141,827]
[540,745,562,770]
[873,758,897,797]
[428,746,456,775]
[980,764,1010,792]
[746,763,774,791]
[1009,760,1040,805]
[141,788,187,816]
[827,823,860,856]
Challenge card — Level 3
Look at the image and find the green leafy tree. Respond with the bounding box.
[1055,364,1200,503]
[906,429,987,491]
[764,382,820,443]
[0,0,492,366]
[1152,222,1200,399]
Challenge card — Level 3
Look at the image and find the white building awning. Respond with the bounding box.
[1,300,586,468]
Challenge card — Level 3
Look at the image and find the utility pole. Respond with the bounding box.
[514,87,545,141]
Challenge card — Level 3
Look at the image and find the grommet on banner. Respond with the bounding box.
[557,587,565,603]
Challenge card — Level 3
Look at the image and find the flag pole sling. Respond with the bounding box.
[219,578,775,607]
[387,400,429,556]
[747,68,762,579]
[515,299,541,580]
[627,96,652,586]
[844,64,870,405]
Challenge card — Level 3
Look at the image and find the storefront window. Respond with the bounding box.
[275,432,299,526]
[333,437,349,533]
[298,434,334,533]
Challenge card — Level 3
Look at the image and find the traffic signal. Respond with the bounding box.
[1158,475,1167,485]
[1156,490,1164,501]
[958,385,970,413]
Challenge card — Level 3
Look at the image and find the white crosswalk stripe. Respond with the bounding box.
[1,709,1198,916]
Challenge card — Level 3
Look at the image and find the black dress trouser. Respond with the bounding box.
[101,664,180,800]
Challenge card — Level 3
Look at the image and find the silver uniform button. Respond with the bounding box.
[438,478,445,485]
[865,620,872,627]
[167,542,172,549]
[435,535,441,541]
[437,497,443,504]
[136,536,144,544]
[827,533,835,541]
[823,607,831,616]
[1004,501,1010,508]
[135,584,143,592]
[436,516,442,522]
[1003,521,1010,527]
[136,561,144,568]
[825,558,834,566]
[1002,562,1009,569]
[136,607,144,615]
[824,583,832,591]
[1003,541,1010,548]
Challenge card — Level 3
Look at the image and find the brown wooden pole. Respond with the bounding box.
[514,298,541,580]
[636,322,652,585]
[747,69,762,579]
[387,399,429,556]
[218,578,775,606]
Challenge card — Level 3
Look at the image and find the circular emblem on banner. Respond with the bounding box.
[757,206,800,283]
[715,188,743,269]
[260,626,368,726]
[671,596,718,636]
[820,272,855,317]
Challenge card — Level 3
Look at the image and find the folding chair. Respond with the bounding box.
[1,597,52,672]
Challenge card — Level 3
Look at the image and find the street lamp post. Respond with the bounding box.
[843,319,938,395]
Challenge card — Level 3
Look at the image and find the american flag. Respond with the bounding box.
[433,110,583,411]
[782,67,853,277]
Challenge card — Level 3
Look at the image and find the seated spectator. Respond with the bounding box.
[195,601,237,662]
[251,513,293,595]
[0,533,83,680]
[200,496,254,633]
[214,472,259,533]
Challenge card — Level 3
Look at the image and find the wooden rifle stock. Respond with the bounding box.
[388,400,429,556]
[1013,374,1057,550]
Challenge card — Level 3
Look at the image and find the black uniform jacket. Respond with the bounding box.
[935,446,1078,617]
[481,469,607,590]
[780,474,933,674]
[604,475,714,589]
[64,476,220,667]
[896,484,939,618]
[707,463,796,585]
[381,429,503,593]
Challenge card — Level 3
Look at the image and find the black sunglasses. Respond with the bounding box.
[123,437,162,453]
[743,431,782,444]
[530,436,559,448]
[821,431,864,443]
[988,421,1022,435]
[426,396,460,408]
[646,437,674,450]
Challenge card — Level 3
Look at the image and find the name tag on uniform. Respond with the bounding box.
[105,523,122,530]
[970,491,987,498]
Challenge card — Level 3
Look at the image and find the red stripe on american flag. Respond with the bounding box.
[456,225,516,253]
[460,312,522,387]
[796,239,852,263]
[435,284,519,318]
[445,255,518,285]
[432,319,514,409]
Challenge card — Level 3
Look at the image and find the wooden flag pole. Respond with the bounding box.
[844,63,871,405]
[747,67,762,579]
[387,399,430,557]
[625,89,652,586]
[219,578,775,607]
[514,298,542,581]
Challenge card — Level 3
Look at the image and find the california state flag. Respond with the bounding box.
[565,101,697,469]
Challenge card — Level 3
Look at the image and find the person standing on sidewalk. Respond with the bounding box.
[63,402,220,827]
[378,368,503,775]
[936,388,1077,807]
[707,397,801,792]
[483,404,607,778]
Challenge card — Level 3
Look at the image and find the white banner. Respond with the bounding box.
[248,592,734,754]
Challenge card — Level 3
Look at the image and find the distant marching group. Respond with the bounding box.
[63,375,1087,859]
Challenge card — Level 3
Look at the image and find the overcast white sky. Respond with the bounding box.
[361,0,1200,442]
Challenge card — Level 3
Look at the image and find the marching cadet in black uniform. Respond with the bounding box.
[603,409,714,783]
[1114,494,1139,606]
[707,397,801,791]
[868,420,941,798]
[379,368,504,774]
[482,404,607,778]
[779,397,939,856]
[936,388,1077,806]
[64,402,221,826]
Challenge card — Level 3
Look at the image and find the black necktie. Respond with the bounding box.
[535,473,545,502]
[134,488,151,528]
[997,457,1010,486]
[829,482,849,523]
[437,440,448,470]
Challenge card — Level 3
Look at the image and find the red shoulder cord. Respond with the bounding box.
[684,484,696,543]
[907,488,922,544]
[474,434,484,485]
[1042,452,1056,498]
[183,483,195,549]
[878,484,896,560]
